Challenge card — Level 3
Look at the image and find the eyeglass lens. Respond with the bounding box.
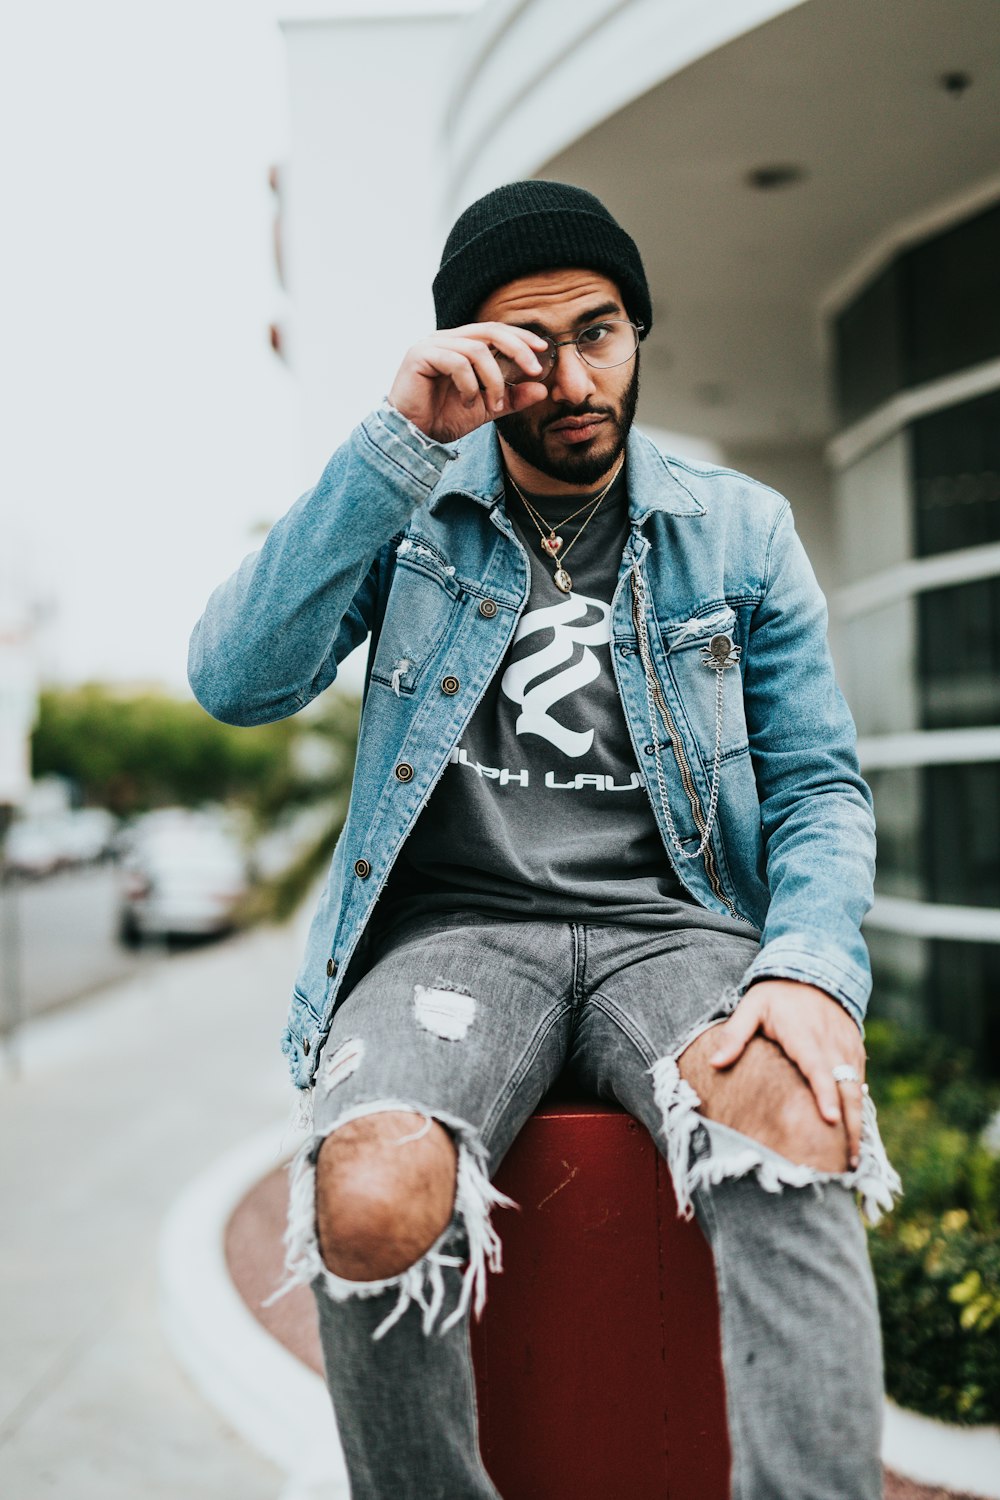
[495,321,640,385]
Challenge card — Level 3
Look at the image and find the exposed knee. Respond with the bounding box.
[678,1031,850,1174]
[315,1109,458,1281]
[773,1088,851,1173]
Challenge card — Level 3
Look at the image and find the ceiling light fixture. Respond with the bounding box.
[746,163,807,191]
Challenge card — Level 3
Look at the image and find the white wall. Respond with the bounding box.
[281,11,468,485]
[445,0,808,213]
[831,431,918,732]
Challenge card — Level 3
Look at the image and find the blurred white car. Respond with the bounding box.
[55,808,119,865]
[118,816,250,944]
[2,808,120,877]
[3,818,65,878]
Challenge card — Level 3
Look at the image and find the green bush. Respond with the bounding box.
[240,693,360,923]
[33,683,298,816]
[865,1018,1000,1424]
[32,683,362,928]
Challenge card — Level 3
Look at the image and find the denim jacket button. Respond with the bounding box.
[354,858,371,878]
[326,957,337,977]
[479,598,498,618]
[394,762,414,782]
[302,1038,311,1056]
[441,674,460,695]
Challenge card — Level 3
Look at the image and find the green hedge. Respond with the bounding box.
[865,1019,1000,1424]
[32,684,299,816]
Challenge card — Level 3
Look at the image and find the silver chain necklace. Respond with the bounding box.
[630,558,739,860]
[507,455,625,593]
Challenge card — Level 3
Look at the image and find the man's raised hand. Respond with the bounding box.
[387,323,551,444]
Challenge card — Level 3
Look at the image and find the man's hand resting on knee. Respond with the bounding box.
[707,980,867,1170]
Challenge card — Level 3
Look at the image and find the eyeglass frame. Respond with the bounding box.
[498,318,644,386]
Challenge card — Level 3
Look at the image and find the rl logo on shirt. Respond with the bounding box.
[500,592,612,757]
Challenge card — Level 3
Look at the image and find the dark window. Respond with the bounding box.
[906,200,1000,388]
[912,388,1000,557]
[865,767,924,901]
[869,763,1000,908]
[924,762,1000,908]
[832,201,1000,426]
[918,576,1000,728]
[866,926,931,1031]
[869,931,1000,1075]
[833,264,902,427]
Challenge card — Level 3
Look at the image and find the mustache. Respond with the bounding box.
[541,403,616,430]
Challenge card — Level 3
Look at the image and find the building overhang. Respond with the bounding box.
[445,0,1000,447]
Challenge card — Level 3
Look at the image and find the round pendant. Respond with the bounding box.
[553,567,573,593]
[541,534,563,557]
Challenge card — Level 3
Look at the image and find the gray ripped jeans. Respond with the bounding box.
[273,912,901,1500]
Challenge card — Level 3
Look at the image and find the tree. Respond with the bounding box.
[32,684,300,816]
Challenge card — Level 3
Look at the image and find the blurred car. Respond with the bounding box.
[2,808,120,878]
[54,808,120,865]
[2,818,65,878]
[118,815,250,945]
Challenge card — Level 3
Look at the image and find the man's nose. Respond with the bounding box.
[548,344,597,406]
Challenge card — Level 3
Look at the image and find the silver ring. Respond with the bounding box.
[831,1063,861,1085]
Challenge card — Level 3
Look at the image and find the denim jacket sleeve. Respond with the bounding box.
[187,404,458,726]
[735,502,876,1030]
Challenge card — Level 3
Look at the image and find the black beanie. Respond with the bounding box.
[433,180,652,338]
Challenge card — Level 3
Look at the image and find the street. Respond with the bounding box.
[0,865,236,1027]
[0,912,308,1499]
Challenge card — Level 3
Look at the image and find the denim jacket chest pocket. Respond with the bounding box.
[659,603,750,761]
[369,535,464,695]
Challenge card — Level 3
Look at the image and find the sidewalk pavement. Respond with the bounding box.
[0,917,307,1500]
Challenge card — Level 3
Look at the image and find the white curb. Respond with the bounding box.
[883,1398,1000,1497]
[158,1119,349,1499]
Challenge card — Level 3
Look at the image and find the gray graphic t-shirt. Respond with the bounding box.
[378,469,752,936]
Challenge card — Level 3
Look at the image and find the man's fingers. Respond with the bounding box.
[712,981,870,1172]
[393,325,550,435]
[453,321,551,362]
[839,1081,864,1169]
[441,324,547,384]
[420,346,484,408]
[781,1034,843,1127]
[449,323,550,383]
[709,1004,759,1068]
[436,337,510,413]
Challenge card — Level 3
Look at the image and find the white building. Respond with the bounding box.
[276,0,1000,1066]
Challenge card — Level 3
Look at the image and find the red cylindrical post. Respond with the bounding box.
[470,1095,730,1500]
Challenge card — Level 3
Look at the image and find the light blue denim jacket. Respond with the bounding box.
[188,402,876,1091]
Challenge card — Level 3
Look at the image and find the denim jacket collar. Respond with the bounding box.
[427,423,706,522]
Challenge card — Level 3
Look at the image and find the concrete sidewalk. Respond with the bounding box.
[0,917,306,1499]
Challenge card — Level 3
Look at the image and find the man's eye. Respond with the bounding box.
[579,324,611,345]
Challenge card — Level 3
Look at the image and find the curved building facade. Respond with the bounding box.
[830,199,1000,1065]
[442,0,1000,1066]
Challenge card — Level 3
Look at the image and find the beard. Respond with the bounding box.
[494,359,640,487]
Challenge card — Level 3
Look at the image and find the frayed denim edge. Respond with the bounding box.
[649,1052,903,1227]
[264,1097,518,1341]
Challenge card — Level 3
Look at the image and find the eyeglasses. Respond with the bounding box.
[496,319,643,386]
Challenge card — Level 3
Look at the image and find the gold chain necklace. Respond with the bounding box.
[506,454,625,593]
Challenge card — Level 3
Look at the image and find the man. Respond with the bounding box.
[189,180,901,1498]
